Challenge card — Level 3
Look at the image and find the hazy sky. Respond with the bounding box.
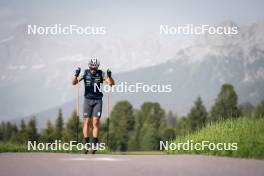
[0,0,263,70]
[0,0,263,37]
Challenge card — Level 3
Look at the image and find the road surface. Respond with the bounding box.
[0,153,264,176]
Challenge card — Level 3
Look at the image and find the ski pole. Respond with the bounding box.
[76,79,80,143]
[106,87,111,147]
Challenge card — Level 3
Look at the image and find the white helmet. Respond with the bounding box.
[88,58,100,68]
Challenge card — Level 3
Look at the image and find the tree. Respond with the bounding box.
[127,131,139,151]
[166,111,177,128]
[98,120,107,144]
[41,120,55,142]
[63,110,81,142]
[141,123,159,150]
[187,96,207,131]
[109,101,134,151]
[161,128,176,141]
[210,84,241,121]
[26,116,38,142]
[141,102,166,130]
[239,102,254,117]
[6,122,18,141]
[20,119,26,131]
[129,110,144,150]
[0,122,5,141]
[6,122,13,140]
[139,102,167,150]
[19,119,27,142]
[0,121,18,141]
[176,116,191,135]
[54,109,64,140]
[116,114,129,151]
[252,100,264,118]
[10,119,28,144]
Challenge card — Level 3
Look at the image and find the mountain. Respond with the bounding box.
[1,20,264,127]
[0,24,187,120]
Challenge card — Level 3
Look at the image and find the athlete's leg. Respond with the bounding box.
[92,117,100,138]
[92,117,100,154]
[83,98,93,154]
[83,117,91,138]
[83,98,93,139]
[91,99,102,154]
[92,99,102,138]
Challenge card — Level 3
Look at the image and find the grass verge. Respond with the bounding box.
[167,118,264,159]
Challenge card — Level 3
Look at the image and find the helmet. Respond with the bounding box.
[88,58,100,68]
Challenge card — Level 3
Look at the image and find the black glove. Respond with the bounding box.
[107,69,112,78]
[75,67,81,77]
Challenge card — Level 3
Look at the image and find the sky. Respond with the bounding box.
[0,0,263,74]
[0,0,264,38]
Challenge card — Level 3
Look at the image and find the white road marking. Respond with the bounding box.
[61,157,127,161]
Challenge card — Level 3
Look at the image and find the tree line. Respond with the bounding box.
[0,84,264,151]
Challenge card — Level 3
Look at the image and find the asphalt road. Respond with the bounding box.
[0,153,264,176]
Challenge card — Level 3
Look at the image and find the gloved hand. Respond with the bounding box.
[107,69,112,78]
[75,67,81,77]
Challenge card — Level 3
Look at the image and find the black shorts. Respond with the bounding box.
[83,98,102,118]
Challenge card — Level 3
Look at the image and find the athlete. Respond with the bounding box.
[72,58,114,154]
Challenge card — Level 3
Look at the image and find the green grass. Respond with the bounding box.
[1,118,263,158]
[0,142,28,153]
[168,118,264,159]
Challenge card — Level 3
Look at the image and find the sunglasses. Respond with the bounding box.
[89,65,98,70]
